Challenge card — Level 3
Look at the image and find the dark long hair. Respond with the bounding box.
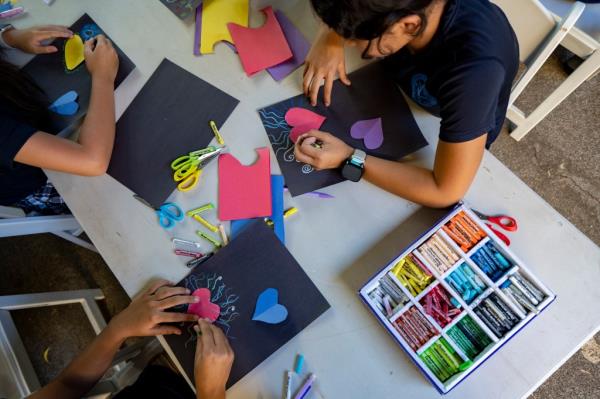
[310,0,437,40]
[0,48,49,127]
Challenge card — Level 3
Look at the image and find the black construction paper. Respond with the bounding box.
[107,58,239,207]
[258,61,428,196]
[159,0,202,20]
[164,221,330,388]
[21,14,135,133]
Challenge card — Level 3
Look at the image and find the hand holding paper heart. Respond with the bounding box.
[294,130,354,170]
[107,279,199,340]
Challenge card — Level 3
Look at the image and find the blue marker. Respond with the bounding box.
[293,373,316,399]
[294,354,305,374]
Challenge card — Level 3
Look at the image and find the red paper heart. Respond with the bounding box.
[187,288,221,323]
[285,107,326,143]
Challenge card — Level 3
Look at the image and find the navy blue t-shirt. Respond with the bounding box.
[384,0,519,147]
[0,101,49,206]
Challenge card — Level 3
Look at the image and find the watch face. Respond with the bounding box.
[342,162,363,182]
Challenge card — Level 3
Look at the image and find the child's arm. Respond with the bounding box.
[294,130,487,208]
[28,280,199,399]
[13,35,119,176]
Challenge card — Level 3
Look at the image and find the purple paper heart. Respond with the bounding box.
[350,117,384,150]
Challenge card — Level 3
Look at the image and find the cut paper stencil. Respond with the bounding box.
[258,61,428,197]
[218,148,272,221]
[285,107,326,143]
[201,0,248,54]
[164,220,330,388]
[187,288,221,322]
[227,6,292,76]
[159,0,202,20]
[266,10,310,81]
[49,90,79,116]
[252,288,288,324]
[64,34,84,71]
[194,4,237,56]
[350,117,384,150]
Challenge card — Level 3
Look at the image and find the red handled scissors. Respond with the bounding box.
[471,209,518,246]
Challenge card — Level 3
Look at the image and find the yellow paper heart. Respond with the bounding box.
[64,34,84,71]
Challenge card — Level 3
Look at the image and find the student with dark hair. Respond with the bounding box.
[0,24,119,214]
[296,0,519,208]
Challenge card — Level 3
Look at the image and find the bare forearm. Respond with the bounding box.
[77,76,116,169]
[29,324,125,399]
[363,157,461,208]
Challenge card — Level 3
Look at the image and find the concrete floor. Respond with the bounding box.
[0,50,598,397]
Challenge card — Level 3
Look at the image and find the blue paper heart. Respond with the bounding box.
[49,91,79,116]
[252,288,288,324]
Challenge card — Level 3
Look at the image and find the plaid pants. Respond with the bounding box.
[14,181,70,215]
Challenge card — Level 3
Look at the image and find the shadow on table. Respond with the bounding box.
[339,206,449,298]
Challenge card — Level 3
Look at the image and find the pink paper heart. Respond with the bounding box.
[350,117,384,150]
[187,288,221,323]
[285,107,326,143]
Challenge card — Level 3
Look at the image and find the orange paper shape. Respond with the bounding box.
[218,147,272,221]
[227,6,293,76]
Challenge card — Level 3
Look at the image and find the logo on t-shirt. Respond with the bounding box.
[411,73,439,109]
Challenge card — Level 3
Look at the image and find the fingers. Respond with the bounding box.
[303,66,314,97]
[154,286,191,301]
[36,30,72,43]
[338,64,351,86]
[42,45,58,54]
[308,73,323,106]
[294,140,316,165]
[159,312,199,324]
[84,38,95,55]
[211,324,231,351]
[151,325,182,336]
[323,73,334,107]
[145,279,173,296]
[39,25,73,35]
[156,294,198,310]
[198,319,216,347]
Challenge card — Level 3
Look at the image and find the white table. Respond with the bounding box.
[16,1,600,398]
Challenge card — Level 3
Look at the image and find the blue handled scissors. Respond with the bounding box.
[134,195,184,230]
[170,146,226,192]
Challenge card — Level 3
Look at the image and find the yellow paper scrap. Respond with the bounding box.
[200,0,249,54]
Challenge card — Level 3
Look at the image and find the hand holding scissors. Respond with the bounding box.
[471,209,518,246]
[134,195,184,230]
[170,146,226,192]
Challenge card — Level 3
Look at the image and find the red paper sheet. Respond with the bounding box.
[218,147,272,220]
[227,6,292,76]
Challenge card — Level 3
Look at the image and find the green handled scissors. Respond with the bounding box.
[170,146,226,192]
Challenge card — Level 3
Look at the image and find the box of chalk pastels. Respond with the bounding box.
[359,203,555,394]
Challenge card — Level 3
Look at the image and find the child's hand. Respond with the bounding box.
[194,320,234,399]
[84,35,119,84]
[107,279,199,341]
[303,27,351,107]
[294,130,354,170]
[2,25,72,54]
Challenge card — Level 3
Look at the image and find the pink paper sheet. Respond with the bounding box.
[227,6,292,76]
[218,147,272,220]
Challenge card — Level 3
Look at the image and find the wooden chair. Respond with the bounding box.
[0,205,97,252]
[493,0,600,140]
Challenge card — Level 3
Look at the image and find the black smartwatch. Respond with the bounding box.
[341,149,366,182]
